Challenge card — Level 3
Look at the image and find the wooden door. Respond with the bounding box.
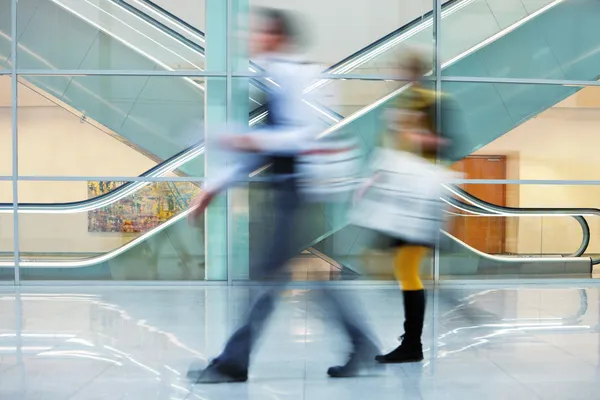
[450,156,507,254]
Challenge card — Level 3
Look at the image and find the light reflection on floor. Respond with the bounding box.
[0,285,599,399]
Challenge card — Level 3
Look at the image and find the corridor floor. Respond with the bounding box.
[0,284,599,399]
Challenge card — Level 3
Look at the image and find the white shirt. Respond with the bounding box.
[205,53,322,192]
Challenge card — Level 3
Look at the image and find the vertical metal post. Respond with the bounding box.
[225,0,233,286]
[204,0,229,281]
[431,0,442,368]
[433,0,442,284]
[224,0,249,283]
[11,0,20,285]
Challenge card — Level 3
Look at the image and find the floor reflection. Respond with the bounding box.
[0,285,598,399]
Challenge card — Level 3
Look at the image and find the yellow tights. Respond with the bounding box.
[394,245,427,291]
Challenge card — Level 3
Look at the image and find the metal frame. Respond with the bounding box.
[11,0,20,285]
[433,0,442,284]
[7,278,600,288]
[5,0,600,285]
[225,0,233,286]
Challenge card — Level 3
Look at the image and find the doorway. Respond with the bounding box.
[450,156,507,254]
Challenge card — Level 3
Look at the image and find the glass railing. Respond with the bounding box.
[4,178,205,280]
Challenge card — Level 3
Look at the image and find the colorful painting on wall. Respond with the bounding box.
[87,181,201,233]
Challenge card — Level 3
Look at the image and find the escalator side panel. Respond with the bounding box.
[18,217,205,280]
[4,0,204,163]
[16,0,99,72]
[539,1,600,80]
[443,0,600,158]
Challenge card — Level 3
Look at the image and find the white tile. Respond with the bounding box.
[0,286,598,399]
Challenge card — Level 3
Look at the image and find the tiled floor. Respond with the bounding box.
[0,284,599,399]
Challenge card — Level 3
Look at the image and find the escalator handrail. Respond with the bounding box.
[448,184,600,263]
[112,0,206,56]
[0,205,197,268]
[449,184,600,218]
[440,230,592,267]
[127,0,206,40]
[0,143,205,213]
[445,195,591,258]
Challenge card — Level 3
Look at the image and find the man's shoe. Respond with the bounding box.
[191,360,248,384]
[327,340,380,378]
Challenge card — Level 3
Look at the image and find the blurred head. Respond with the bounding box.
[400,49,430,82]
[251,8,303,55]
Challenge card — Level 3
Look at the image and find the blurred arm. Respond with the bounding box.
[243,126,313,154]
[203,152,265,194]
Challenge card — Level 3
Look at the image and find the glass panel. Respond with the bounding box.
[241,1,437,130]
[243,1,435,126]
[0,181,14,282]
[231,77,381,282]
[315,78,409,120]
[0,57,13,281]
[0,0,11,71]
[443,81,600,175]
[303,78,600,282]
[0,76,12,176]
[16,76,209,178]
[16,0,205,71]
[231,182,349,282]
[236,82,386,282]
[441,183,600,280]
[250,0,434,69]
[441,0,600,81]
[16,179,213,281]
[245,0,434,75]
[142,0,206,37]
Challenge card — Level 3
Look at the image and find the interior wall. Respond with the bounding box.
[0,104,159,254]
[474,87,600,255]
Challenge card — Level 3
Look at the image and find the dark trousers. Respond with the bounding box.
[217,178,372,370]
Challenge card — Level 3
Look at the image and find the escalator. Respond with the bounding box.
[0,0,327,173]
[301,0,600,274]
[439,186,596,277]
[2,179,595,279]
[1,0,599,278]
[0,0,342,279]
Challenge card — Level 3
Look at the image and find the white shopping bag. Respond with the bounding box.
[297,138,364,202]
[349,148,460,245]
